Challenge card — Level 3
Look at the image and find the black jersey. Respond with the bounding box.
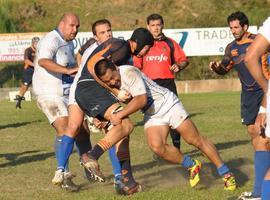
[79,38,132,82]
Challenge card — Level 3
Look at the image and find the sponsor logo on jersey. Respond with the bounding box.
[231,49,238,57]
[145,53,169,62]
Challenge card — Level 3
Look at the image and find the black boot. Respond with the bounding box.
[14,95,25,109]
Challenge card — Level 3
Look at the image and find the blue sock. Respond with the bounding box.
[57,135,75,171]
[181,155,195,168]
[253,151,270,197]
[108,146,122,179]
[262,179,270,200]
[217,163,230,177]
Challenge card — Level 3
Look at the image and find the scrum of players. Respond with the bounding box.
[31,10,270,200]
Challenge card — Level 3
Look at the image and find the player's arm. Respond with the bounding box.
[76,53,83,67]
[170,40,189,73]
[209,45,233,75]
[38,38,78,75]
[38,59,78,75]
[110,68,147,125]
[245,34,270,135]
[23,48,34,69]
[245,34,269,95]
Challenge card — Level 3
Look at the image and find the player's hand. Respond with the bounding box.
[66,67,78,77]
[209,61,221,71]
[117,90,132,102]
[255,113,266,137]
[92,118,103,129]
[169,64,180,73]
[110,112,122,126]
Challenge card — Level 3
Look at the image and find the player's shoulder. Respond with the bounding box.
[225,40,235,50]
[248,33,257,40]
[41,30,61,46]
[24,46,32,53]
[119,65,139,75]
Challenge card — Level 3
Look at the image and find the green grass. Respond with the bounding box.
[0,91,255,199]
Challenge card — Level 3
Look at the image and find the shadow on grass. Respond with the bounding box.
[132,157,250,192]
[0,120,42,130]
[0,150,55,168]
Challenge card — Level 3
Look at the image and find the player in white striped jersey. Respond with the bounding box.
[94,59,237,190]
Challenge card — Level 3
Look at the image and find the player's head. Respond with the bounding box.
[94,59,121,88]
[129,27,154,57]
[227,11,249,40]
[58,12,80,41]
[31,37,40,49]
[92,19,112,43]
[147,13,164,39]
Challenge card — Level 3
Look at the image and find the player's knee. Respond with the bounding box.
[247,125,257,139]
[66,122,81,137]
[121,118,134,136]
[149,142,165,156]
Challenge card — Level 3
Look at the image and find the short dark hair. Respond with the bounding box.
[147,13,164,25]
[227,11,249,27]
[92,19,111,35]
[95,59,116,78]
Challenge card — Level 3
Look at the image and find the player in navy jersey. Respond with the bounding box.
[209,11,270,200]
[58,28,154,195]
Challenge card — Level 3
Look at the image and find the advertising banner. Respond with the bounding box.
[0,26,258,62]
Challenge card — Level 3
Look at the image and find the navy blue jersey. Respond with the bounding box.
[221,33,266,91]
[79,38,132,82]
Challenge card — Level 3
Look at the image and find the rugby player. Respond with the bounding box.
[58,28,154,195]
[93,59,237,190]
[133,13,189,152]
[245,16,270,200]
[57,19,128,193]
[209,11,270,200]
[15,37,39,109]
[33,12,84,191]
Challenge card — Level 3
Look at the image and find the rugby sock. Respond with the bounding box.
[217,163,230,177]
[253,151,270,197]
[120,160,136,187]
[261,180,270,200]
[181,155,195,168]
[55,136,64,171]
[117,147,136,187]
[108,146,122,178]
[57,135,74,171]
[75,136,92,156]
[89,139,112,160]
[170,129,181,149]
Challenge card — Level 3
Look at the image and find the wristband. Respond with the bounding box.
[259,106,266,114]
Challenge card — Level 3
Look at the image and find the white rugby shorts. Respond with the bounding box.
[144,100,188,130]
[36,95,69,124]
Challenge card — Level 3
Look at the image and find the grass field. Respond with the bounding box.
[0,91,255,200]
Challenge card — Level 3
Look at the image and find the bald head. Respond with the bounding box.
[58,12,80,41]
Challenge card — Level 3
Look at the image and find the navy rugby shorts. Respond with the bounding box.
[22,67,34,86]
[75,80,118,119]
[241,89,264,125]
